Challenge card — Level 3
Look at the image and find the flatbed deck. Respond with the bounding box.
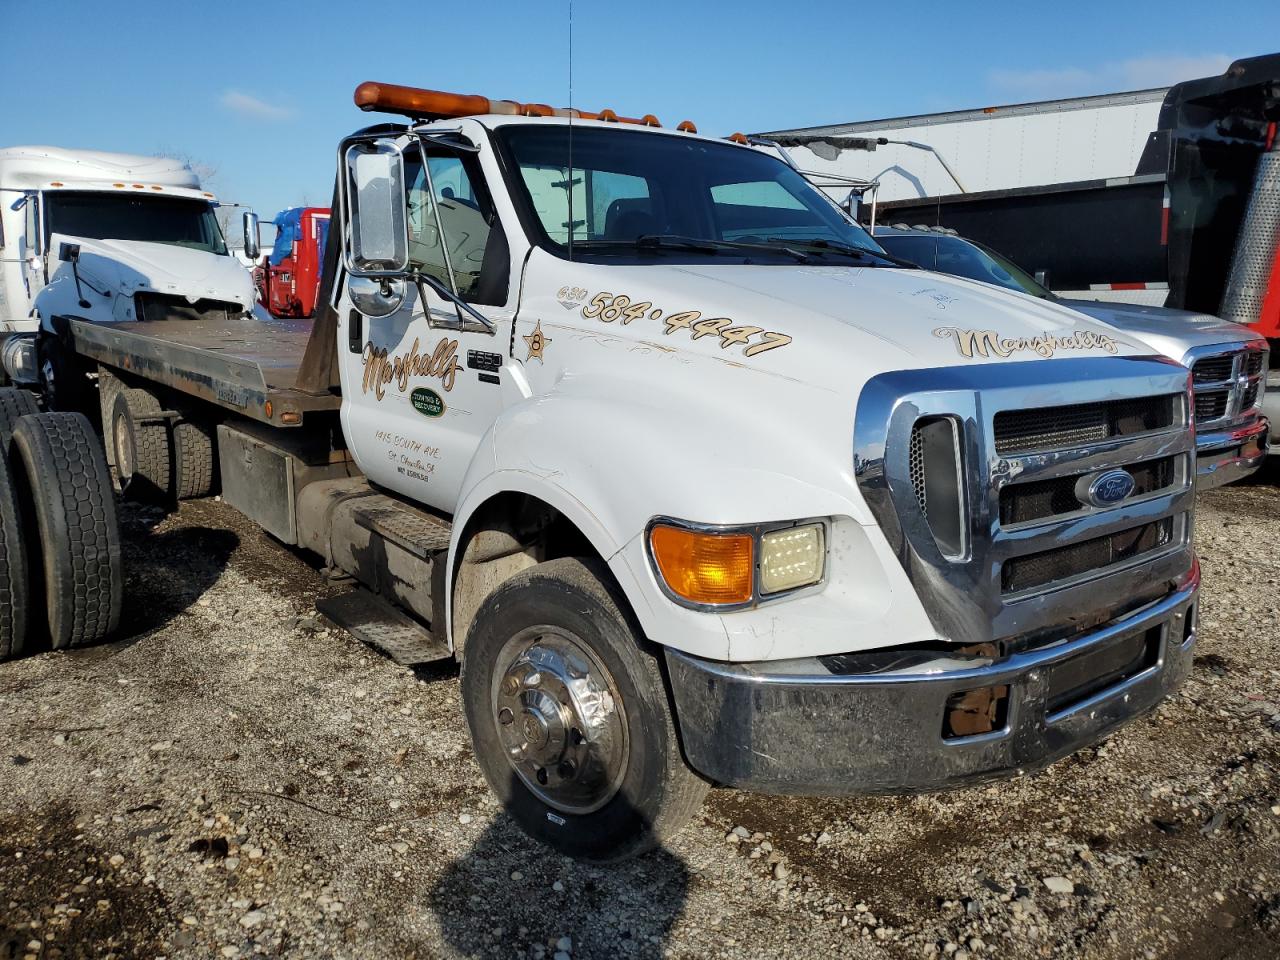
[70,311,340,427]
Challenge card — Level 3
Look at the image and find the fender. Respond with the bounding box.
[445,382,879,660]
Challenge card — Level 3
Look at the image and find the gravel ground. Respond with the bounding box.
[2,471,1280,960]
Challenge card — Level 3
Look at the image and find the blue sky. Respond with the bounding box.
[4,0,1278,227]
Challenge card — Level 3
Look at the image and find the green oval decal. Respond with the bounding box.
[410,387,445,418]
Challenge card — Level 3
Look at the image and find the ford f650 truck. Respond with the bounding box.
[0,83,1201,861]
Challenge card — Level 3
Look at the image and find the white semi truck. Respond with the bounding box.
[0,83,1202,860]
[0,146,254,391]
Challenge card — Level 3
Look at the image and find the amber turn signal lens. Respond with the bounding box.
[650,525,754,606]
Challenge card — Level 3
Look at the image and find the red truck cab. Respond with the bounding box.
[254,206,330,318]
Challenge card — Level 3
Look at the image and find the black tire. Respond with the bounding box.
[0,387,39,446]
[111,387,172,502]
[0,451,29,660]
[97,366,126,466]
[10,413,122,649]
[460,556,709,861]
[173,418,217,500]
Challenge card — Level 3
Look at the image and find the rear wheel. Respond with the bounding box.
[10,412,122,649]
[0,387,39,446]
[111,387,172,502]
[173,418,217,500]
[0,449,29,660]
[460,556,708,861]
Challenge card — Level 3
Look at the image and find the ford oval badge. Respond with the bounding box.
[1077,469,1136,508]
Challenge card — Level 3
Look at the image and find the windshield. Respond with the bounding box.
[875,232,1052,299]
[43,192,228,255]
[495,124,887,263]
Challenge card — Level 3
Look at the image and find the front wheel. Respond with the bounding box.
[460,557,708,861]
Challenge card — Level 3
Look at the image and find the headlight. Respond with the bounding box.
[647,519,826,609]
[760,523,825,594]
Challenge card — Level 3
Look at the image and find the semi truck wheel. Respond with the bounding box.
[0,449,30,660]
[0,387,39,445]
[10,413,122,649]
[111,387,172,502]
[38,334,93,415]
[173,418,217,500]
[460,556,709,861]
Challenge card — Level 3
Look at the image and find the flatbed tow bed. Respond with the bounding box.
[68,312,340,428]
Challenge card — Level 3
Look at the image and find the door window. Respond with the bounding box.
[404,149,506,305]
[23,194,39,257]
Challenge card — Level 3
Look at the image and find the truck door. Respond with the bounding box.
[0,192,44,329]
[339,140,512,514]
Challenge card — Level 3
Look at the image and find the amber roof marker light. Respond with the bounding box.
[352,81,697,132]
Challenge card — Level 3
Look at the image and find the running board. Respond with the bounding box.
[353,495,452,561]
[316,589,451,666]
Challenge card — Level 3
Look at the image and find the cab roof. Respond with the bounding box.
[0,146,216,200]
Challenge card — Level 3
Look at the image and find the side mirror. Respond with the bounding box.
[243,211,261,261]
[348,276,407,318]
[58,242,80,263]
[342,140,409,276]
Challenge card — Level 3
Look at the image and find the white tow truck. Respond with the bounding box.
[0,83,1202,860]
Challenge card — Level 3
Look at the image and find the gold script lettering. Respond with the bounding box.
[933,327,1120,360]
[362,337,463,400]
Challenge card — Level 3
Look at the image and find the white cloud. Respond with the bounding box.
[987,53,1235,101]
[220,90,294,120]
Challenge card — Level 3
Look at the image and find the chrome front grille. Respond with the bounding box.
[854,357,1196,649]
[1192,355,1234,383]
[1188,346,1267,430]
[992,395,1180,456]
[1194,390,1230,421]
[999,454,1178,526]
[1002,517,1174,595]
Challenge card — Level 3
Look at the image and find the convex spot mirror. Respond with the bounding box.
[344,141,409,276]
[242,211,261,260]
[348,276,407,318]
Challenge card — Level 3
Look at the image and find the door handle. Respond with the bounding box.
[348,310,363,354]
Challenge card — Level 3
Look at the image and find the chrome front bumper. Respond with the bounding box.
[666,567,1199,796]
[1195,415,1269,488]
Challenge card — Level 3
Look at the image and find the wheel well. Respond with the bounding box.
[449,491,609,656]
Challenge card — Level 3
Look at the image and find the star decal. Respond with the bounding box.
[523,320,552,363]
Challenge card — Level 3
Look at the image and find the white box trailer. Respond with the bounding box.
[766,88,1168,204]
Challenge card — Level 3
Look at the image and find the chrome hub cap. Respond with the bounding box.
[492,628,629,814]
[113,413,133,479]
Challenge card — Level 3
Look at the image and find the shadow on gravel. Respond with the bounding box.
[107,509,239,645]
[0,802,169,959]
[428,774,689,959]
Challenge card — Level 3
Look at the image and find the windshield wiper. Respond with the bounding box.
[763,237,920,269]
[576,234,809,262]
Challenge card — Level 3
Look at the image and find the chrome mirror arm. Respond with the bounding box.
[411,271,495,334]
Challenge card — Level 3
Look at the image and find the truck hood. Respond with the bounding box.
[50,233,255,310]
[526,254,1158,394]
[1058,298,1265,361]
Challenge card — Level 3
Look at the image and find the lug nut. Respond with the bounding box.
[497,707,514,725]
